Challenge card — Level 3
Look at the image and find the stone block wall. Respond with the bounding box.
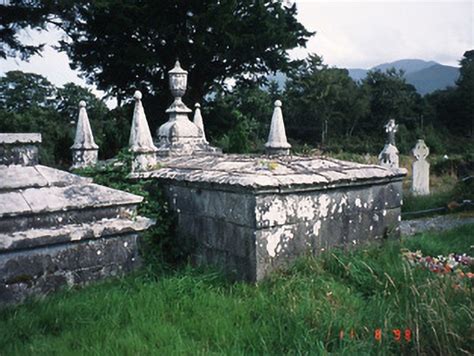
[164,180,403,282]
[0,234,140,304]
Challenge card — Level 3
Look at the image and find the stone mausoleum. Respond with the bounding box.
[131,60,407,281]
[0,134,153,304]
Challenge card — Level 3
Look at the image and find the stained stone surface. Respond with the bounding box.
[411,139,430,195]
[0,133,154,304]
[0,133,41,166]
[135,154,406,281]
[193,103,208,143]
[378,144,399,169]
[71,149,98,170]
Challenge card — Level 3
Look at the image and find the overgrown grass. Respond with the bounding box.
[1,226,472,355]
[402,190,454,214]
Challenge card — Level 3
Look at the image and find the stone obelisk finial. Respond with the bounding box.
[129,90,158,172]
[378,119,399,169]
[193,103,207,143]
[71,100,98,169]
[265,100,291,156]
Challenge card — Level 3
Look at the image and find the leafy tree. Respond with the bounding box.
[361,68,422,132]
[206,84,272,153]
[456,50,474,137]
[3,1,313,134]
[0,71,120,166]
[284,54,369,146]
[425,50,474,140]
[0,0,54,59]
[55,83,107,124]
[0,70,56,111]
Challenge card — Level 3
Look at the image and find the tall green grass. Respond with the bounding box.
[1,225,473,355]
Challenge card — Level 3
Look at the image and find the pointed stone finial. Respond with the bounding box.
[129,90,157,152]
[411,139,430,195]
[193,103,207,143]
[265,100,291,156]
[129,90,158,172]
[71,100,98,169]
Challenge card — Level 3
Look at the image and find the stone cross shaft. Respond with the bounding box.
[378,119,399,169]
[385,119,398,145]
[411,139,430,195]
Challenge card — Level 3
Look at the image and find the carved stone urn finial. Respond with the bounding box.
[168,60,188,99]
[155,59,221,156]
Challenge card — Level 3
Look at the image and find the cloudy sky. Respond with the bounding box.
[1,0,472,91]
[293,0,473,68]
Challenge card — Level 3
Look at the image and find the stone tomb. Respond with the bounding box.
[135,154,406,281]
[0,134,153,304]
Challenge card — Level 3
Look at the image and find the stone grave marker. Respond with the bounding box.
[411,139,430,195]
[378,119,399,169]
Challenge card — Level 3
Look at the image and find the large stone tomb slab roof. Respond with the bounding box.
[134,154,406,192]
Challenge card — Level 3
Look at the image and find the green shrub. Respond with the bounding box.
[73,150,178,266]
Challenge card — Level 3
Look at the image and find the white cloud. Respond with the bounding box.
[293,0,473,68]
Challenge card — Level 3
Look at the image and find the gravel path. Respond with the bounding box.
[401,214,474,236]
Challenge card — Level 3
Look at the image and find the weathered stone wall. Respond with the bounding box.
[164,184,257,281]
[0,233,140,305]
[0,133,41,166]
[164,180,403,282]
[254,182,402,280]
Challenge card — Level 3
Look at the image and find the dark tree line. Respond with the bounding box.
[1,1,472,162]
[1,0,312,134]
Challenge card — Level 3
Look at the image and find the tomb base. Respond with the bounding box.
[136,154,406,281]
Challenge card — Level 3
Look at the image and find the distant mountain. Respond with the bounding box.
[346,68,367,82]
[405,64,459,95]
[267,59,459,96]
[347,59,459,95]
[373,59,438,74]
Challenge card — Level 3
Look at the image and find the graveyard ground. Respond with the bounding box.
[0,224,472,355]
